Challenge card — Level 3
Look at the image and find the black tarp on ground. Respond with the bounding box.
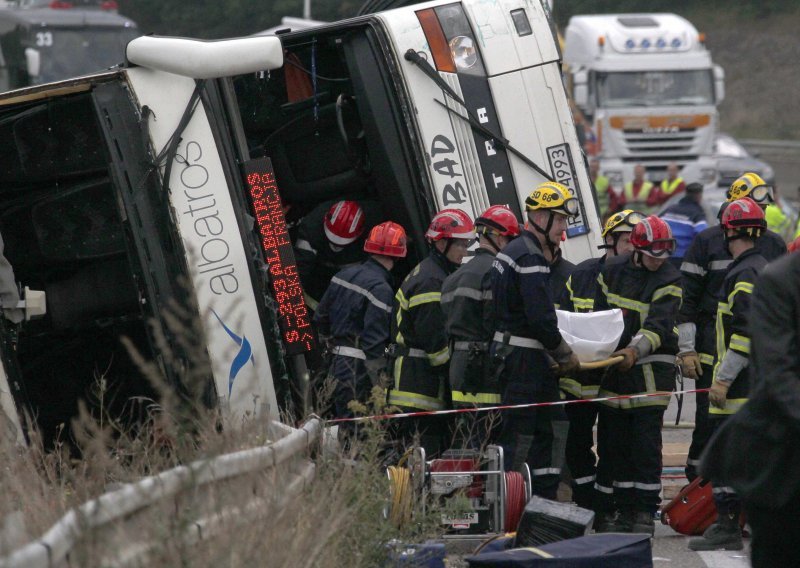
[466,533,653,568]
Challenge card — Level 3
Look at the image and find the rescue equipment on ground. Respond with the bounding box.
[387,446,531,534]
[660,477,746,536]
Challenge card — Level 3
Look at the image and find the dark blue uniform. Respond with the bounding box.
[491,231,565,499]
[387,249,454,457]
[679,224,785,479]
[559,255,605,509]
[594,253,682,515]
[314,258,394,424]
[441,247,501,449]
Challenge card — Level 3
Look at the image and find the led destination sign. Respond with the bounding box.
[244,157,314,354]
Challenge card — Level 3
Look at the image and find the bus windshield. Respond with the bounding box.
[595,70,715,108]
[30,26,139,84]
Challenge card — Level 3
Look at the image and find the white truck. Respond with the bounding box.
[0,0,601,447]
[563,13,725,185]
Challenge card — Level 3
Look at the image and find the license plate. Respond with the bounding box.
[441,512,478,527]
[546,143,589,237]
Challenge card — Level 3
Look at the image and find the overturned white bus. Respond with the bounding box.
[0,0,601,446]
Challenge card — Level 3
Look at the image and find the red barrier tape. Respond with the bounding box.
[329,388,711,424]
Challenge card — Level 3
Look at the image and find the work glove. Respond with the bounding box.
[556,352,581,377]
[612,347,638,373]
[678,351,703,380]
[708,380,730,409]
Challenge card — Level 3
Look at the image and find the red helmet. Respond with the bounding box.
[363,221,407,258]
[630,215,676,258]
[475,205,521,237]
[425,209,475,242]
[324,201,365,246]
[721,197,767,237]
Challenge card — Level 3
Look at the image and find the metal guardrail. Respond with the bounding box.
[0,418,322,568]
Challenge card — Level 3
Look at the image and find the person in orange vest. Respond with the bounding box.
[653,162,686,207]
[622,164,656,215]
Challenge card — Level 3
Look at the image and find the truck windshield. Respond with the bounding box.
[595,70,714,108]
[29,26,139,84]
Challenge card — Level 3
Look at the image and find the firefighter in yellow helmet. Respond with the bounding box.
[490,181,580,500]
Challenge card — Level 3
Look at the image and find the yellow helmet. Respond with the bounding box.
[727,172,773,205]
[525,181,579,217]
[601,209,644,238]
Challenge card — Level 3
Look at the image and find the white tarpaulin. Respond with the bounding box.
[557,309,625,362]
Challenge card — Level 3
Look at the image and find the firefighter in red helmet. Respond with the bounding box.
[689,198,768,552]
[593,215,682,535]
[387,208,475,457]
[314,221,408,443]
[441,205,520,448]
[296,200,381,311]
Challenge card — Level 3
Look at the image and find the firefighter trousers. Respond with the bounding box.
[564,398,599,510]
[686,318,716,481]
[497,407,559,500]
[708,416,741,516]
[595,406,666,513]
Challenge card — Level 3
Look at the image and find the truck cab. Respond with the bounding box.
[564,13,725,185]
[0,0,138,91]
[0,0,601,447]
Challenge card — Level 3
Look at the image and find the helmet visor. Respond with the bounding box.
[751,185,774,204]
[641,238,677,258]
[557,197,579,217]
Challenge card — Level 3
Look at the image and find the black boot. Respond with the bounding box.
[688,512,743,551]
[594,511,618,533]
[631,510,655,536]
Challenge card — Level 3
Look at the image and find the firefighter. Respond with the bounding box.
[491,182,581,500]
[688,198,768,552]
[387,209,474,457]
[296,200,379,311]
[314,221,408,439]
[593,215,682,535]
[559,209,643,511]
[678,172,786,481]
[441,205,520,449]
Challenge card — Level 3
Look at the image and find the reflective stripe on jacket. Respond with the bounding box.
[710,248,767,416]
[388,251,453,411]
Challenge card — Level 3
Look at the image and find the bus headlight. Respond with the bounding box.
[449,36,477,71]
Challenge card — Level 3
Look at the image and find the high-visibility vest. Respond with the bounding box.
[624,181,655,213]
[765,204,791,238]
[593,175,610,215]
[660,177,684,197]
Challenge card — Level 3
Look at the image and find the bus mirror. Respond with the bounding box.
[714,64,725,104]
[25,48,41,77]
[126,35,285,79]
[573,69,589,108]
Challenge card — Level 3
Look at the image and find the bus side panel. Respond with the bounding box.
[125,68,278,421]
[462,0,560,77]
[378,10,484,222]
[489,62,603,261]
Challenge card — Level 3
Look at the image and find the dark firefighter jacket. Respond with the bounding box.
[387,250,454,411]
[550,253,576,310]
[559,255,605,399]
[700,252,800,509]
[678,224,785,366]
[491,231,563,402]
[710,248,767,416]
[314,257,394,379]
[441,247,499,406]
[595,253,682,409]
